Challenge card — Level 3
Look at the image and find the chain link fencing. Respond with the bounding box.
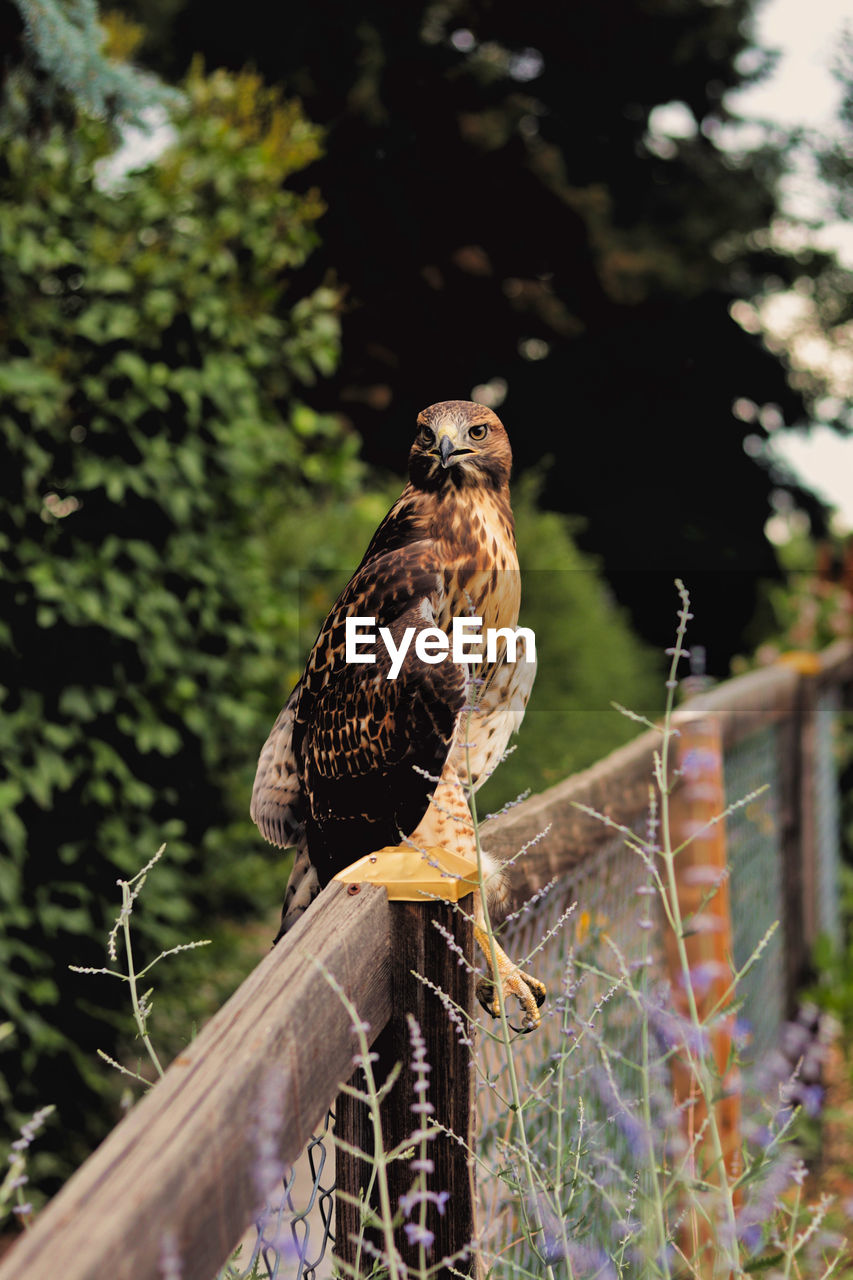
[229,663,849,1278]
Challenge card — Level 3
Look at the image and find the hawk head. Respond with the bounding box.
[408,400,512,492]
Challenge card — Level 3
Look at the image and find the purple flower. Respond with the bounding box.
[739,1221,763,1254]
[528,1195,568,1265]
[797,1083,824,1117]
[158,1230,183,1280]
[679,960,728,995]
[399,1014,449,1258]
[249,1071,285,1205]
[399,1189,450,1217]
[565,1239,619,1278]
[737,1149,799,1245]
[403,1222,435,1248]
[352,1050,379,1067]
[733,1017,752,1049]
[641,983,708,1057]
[261,1228,302,1265]
[588,1069,650,1160]
[681,748,720,780]
[11,1105,54,1154]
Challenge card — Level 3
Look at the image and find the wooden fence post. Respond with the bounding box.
[335,895,477,1276]
[777,683,808,1016]
[667,712,741,1268]
[777,654,822,1009]
[796,665,820,956]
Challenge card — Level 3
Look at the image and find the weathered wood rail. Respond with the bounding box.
[1,642,850,1279]
[0,884,392,1280]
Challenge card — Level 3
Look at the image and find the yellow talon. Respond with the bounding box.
[473,924,546,1032]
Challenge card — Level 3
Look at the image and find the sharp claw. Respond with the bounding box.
[475,969,547,1033]
[530,981,547,1010]
[472,925,546,1031]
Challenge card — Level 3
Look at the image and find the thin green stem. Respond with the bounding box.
[418,1124,428,1279]
[462,694,565,1280]
[120,879,164,1079]
[658,583,741,1276]
[637,880,673,1278]
[781,1182,801,1280]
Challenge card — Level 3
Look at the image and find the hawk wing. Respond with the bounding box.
[250,543,469,886]
[250,689,304,851]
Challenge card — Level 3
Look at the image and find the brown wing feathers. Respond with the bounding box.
[251,399,525,921]
[303,608,467,883]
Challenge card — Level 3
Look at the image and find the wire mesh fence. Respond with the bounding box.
[230,1113,336,1280]
[724,726,786,1067]
[476,826,664,1272]
[815,685,844,948]
[242,662,849,1279]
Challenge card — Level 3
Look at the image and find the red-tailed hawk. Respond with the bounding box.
[251,400,545,1029]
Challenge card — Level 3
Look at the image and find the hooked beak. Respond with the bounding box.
[438,434,456,468]
[435,424,462,468]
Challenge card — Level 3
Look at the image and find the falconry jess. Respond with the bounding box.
[345,615,536,680]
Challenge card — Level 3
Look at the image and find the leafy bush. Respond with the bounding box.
[482,475,662,812]
[0,61,360,1175]
[0,38,662,1187]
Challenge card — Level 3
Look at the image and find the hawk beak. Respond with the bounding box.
[436,426,459,468]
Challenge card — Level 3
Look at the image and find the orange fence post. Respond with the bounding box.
[667,711,742,1270]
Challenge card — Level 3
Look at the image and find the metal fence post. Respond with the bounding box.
[335,895,477,1275]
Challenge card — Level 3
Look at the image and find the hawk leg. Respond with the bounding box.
[409,759,547,1031]
[473,924,546,1033]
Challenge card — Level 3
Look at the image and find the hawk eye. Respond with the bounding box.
[418,425,434,443]
[468,423,488,440]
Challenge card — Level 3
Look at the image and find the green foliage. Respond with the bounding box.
[0,61,360,1176]
[480,476,662,813]
[739,532,853,665]
[812,869,853,1028]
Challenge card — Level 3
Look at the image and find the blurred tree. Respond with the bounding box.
[817,31,853,225]
[112,0,834,672]
[803,30,853,414]
[718,30,853,462]
[0,0,182,126]
[0,54,360,1181]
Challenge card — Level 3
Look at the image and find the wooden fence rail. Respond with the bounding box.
[0,884,392,1280]
[2,642,851,1279]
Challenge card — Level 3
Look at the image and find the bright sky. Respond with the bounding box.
[730,0,853,533]
[735,0,848,126]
